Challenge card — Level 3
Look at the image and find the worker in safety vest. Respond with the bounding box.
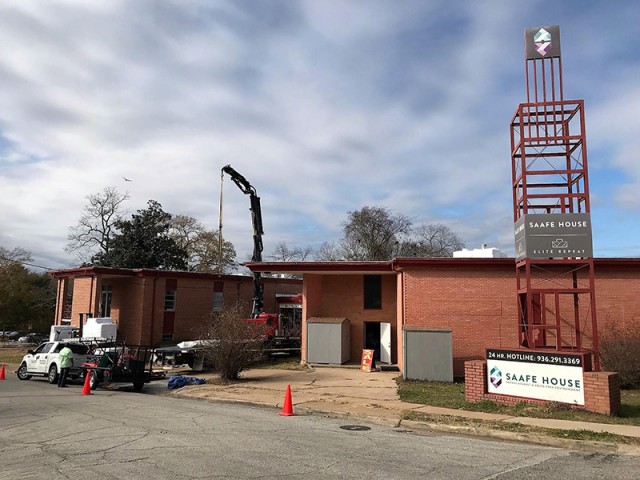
[58,346,73,388]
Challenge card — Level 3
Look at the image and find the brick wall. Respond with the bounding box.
[109,277,146,344]
[594,266,640,333]
[159,275,303,344]
[302,273,397,364]
[70,276,99,327]
[464,360,620,415]
[56,269,302,346]
[400,263,640,376]
[403,267,517,375]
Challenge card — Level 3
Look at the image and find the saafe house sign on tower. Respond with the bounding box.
[486,25,602,406]
[514,213,593,261]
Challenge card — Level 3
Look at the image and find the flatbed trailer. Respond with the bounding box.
[81,343,155,392]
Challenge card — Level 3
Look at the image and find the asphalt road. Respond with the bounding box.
[1,373,639,479]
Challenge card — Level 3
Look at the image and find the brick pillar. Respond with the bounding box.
[464,360,487,403]
[583,371,621,416]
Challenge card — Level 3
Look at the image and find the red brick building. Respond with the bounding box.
[50,267,302,346]
[246,257,640,377]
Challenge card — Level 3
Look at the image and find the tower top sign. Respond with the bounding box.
[525,25,561,60]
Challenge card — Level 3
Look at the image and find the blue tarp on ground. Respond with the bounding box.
[167,375,206,389]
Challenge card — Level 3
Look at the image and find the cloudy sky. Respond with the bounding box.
[1,0,639,271]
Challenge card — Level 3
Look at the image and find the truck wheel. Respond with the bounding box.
[48,364,58,384]
[133,380,145,392]
[17,363,32,380]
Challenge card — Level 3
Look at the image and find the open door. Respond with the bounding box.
[380,322,391,364]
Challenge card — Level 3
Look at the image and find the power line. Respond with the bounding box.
[0,255,56,271]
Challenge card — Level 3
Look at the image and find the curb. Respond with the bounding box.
[399,420,640,456]
[168,389,640,456]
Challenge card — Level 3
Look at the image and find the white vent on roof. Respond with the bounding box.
[453,245,508,258]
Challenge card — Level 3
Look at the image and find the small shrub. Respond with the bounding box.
[599,323,640,388]
[198,302,265,381]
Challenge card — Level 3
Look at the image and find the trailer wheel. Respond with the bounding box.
[17,363,32,380]
[89,370,100,390]
[48,364,58,384]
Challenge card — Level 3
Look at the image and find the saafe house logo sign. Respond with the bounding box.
[514,213,593,262]
[525,25,561,59]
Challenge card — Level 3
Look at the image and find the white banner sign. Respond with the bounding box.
[486,349,584,405]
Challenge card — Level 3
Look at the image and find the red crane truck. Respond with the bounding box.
[221,165,301,354]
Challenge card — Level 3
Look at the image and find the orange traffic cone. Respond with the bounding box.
[81,370,93,395]
[0,364,5,381]
[278,384,296,416]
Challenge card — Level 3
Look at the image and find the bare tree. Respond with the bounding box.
[191,230,237,273]
[408,223,465,257]
[169,215,237,273]
[320,207,465,261]
[0,246,31,267]
[169,214,204,253]
[66,186,129,264]
[313,241,343,261]
[269,241,312,262]
[340,206,412,261]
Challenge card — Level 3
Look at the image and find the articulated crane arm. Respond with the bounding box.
[221,164,264,317]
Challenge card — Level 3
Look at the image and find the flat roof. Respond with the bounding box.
[49,266,301,283]
[245,257,640,274]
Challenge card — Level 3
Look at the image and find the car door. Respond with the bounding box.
[29,343,54,373]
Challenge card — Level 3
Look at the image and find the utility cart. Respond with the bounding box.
[81,343,155,392]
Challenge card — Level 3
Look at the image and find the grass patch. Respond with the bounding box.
[0,347,29,365]
[402,411,640,445]
[252,355,308,371]
[397,378,640,425]
[621,389,640,418]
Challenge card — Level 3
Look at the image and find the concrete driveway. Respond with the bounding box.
[168,366,408,423]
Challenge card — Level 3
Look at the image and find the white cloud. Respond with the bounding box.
[1,0,639,269]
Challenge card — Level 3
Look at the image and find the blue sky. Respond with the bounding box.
[0,0,639,269]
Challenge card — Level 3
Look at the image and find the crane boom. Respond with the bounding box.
[221,164,264,316]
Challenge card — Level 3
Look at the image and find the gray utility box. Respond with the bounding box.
[307,317,350,365]
[403,326,453,382]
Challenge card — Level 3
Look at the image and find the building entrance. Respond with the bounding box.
[364,321,391,365]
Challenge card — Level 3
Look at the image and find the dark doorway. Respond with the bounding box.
[364,322,380,362]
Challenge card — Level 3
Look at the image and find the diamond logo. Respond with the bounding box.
[534,27,552,56]
[489,366,502,388]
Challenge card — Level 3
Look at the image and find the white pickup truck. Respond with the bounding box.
[17,341,100,384]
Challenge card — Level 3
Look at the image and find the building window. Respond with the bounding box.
[212,281,224,312]
[363,275,382,310]
[100,285,112,317]
[164,290,176,311]
[212,292,224,312]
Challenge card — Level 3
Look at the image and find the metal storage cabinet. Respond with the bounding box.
[403,326,453,381]
[307,317,350,364]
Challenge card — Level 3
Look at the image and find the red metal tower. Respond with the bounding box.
[510,26,599,369]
